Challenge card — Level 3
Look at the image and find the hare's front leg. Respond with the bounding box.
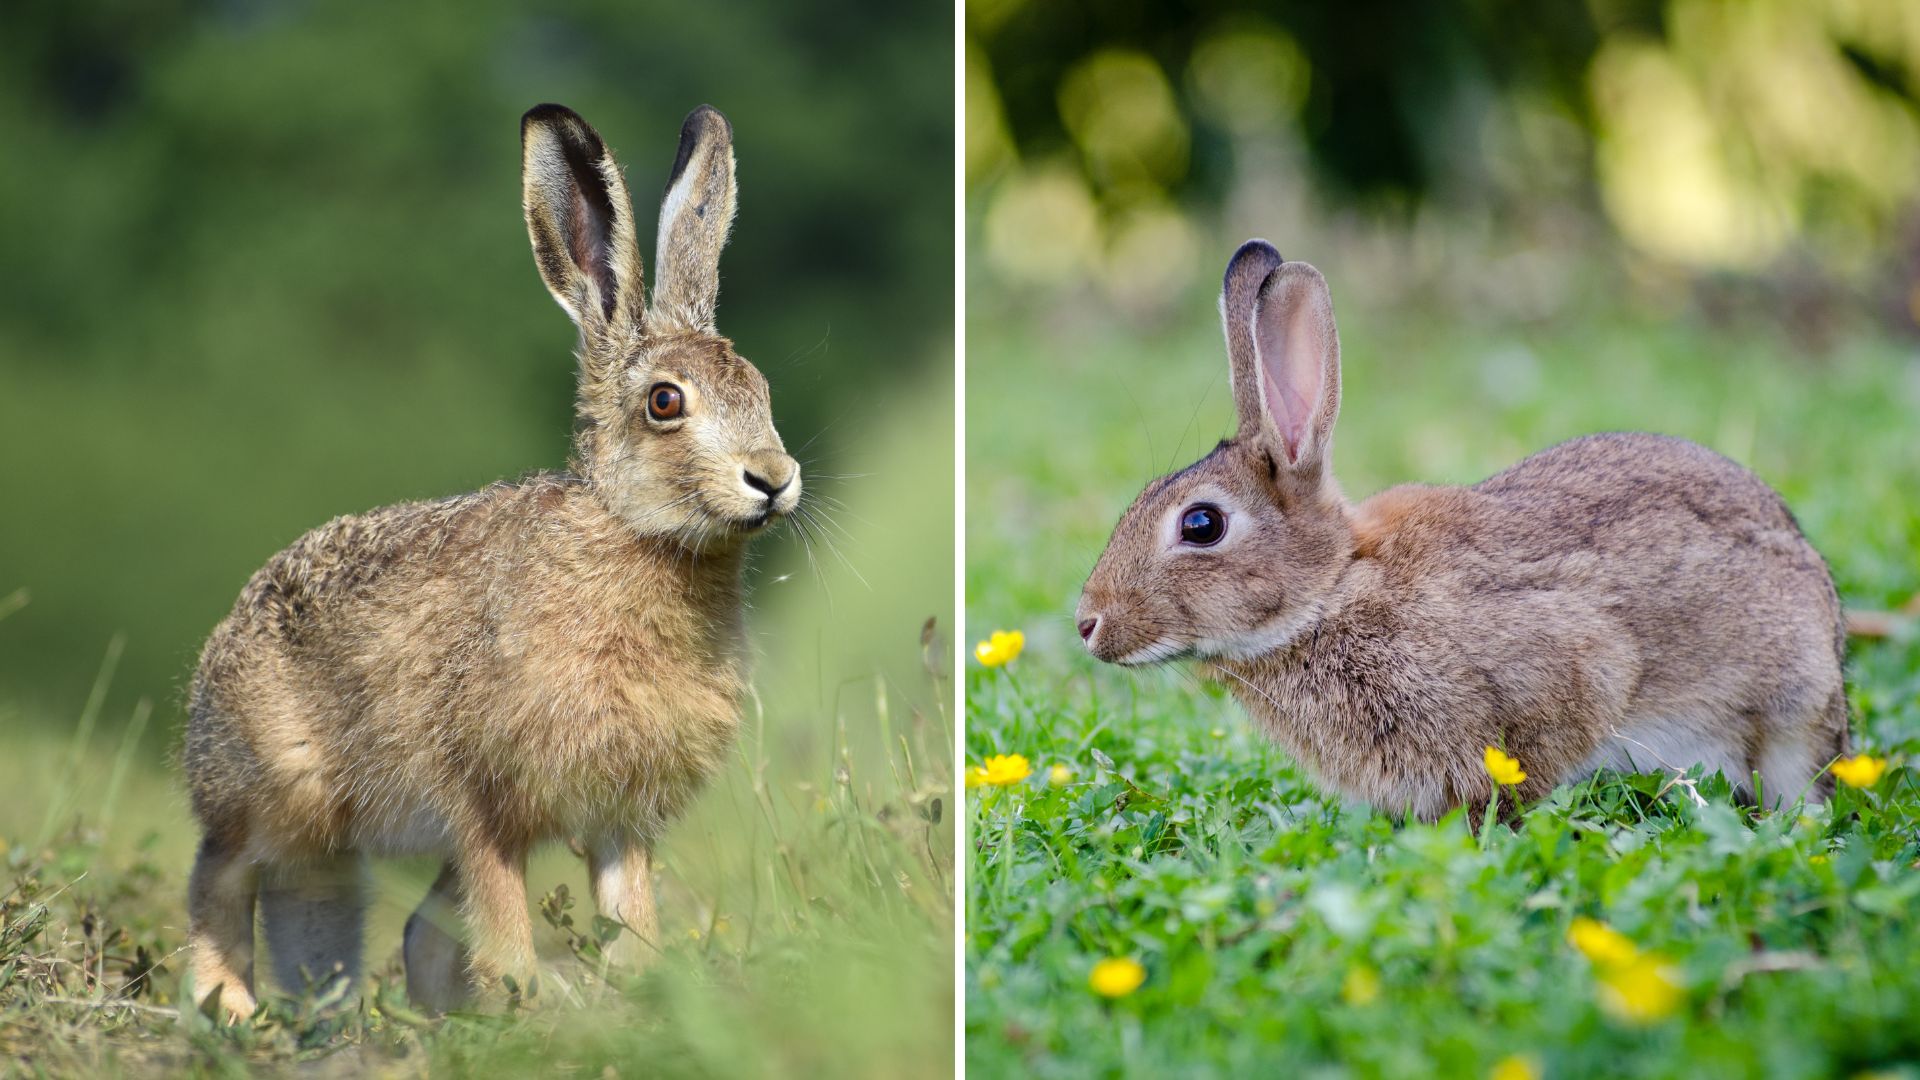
[187,830,259,1019]
[454,830,536,1001]
[587,835,658,970]
[403,861,469,1012]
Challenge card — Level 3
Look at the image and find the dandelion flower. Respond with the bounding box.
[1831,754,1888,788]
[1567,917,1638,967]
[1088,957,1146,998]
[974,629,1025,668]
[1596,953,1683,1024]
[1489,1054,1542,1080]
[1341,965,1381,1006]
[967,754,1032,788]
[1483,746,1527,786]
[1049,763,1073,786]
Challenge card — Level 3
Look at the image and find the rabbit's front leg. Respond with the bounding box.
[588,834,658,970]
[454,828,536,1002]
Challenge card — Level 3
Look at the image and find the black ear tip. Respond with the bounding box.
[522,104,603,150]
[1224,239,1284,290]
[522,103,578,129]
[668,105,732,189]
[680,104,733,143]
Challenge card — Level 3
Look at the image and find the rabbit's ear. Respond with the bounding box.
[648,105,736,333]
[1249,262,1341,472]
[1220,239,1286,435]
[521,105,645,337]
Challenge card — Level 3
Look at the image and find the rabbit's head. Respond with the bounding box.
[522,104,798,548]
[1078,241,1353,665]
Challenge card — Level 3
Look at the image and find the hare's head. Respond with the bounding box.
[522,104,798,548]
[1078,241,1353,665]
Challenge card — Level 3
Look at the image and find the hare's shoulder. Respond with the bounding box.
[232,473,581,637]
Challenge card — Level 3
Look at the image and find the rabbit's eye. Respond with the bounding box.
[1179,504,1225,546]
[647,383,685,421]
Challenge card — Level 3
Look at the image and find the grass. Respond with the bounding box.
[963,272,1920,1078]
[0,369,955,1077]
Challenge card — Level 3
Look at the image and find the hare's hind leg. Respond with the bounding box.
[588,835,659,970]
[187,829,259,1019]
[403,861,470,1012]
[258,852,367,1001]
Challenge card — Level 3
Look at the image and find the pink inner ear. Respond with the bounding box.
[1253,286,1323,462]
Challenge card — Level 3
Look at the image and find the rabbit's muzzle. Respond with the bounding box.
[1075,588,1190,667]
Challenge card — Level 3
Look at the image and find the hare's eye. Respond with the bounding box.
[647,383,684,421]
[1179,504,1225,547]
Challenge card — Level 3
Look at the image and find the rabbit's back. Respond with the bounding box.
[1468,432,1842,667]
[186,474,748,857]
[1328,432,1846,804]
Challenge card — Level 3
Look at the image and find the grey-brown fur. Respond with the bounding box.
[1078,241,1848,822]
[184,104,798,1017]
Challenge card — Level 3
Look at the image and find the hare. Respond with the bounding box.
[183,104,799,1018]
[1077,240,1849,822]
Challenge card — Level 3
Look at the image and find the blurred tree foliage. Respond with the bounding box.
[0,0,951,715]
[969,0,1920,281]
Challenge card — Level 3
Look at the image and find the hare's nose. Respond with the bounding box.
[740,451,799,502]
[1078,616,1099,642]
[742,468,791,498]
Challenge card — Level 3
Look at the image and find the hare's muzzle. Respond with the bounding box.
[738,449,801,522]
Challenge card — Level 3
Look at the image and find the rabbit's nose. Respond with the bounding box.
[1078,616,1099,642]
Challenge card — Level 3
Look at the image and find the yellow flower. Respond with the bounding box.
[1809,853,1830,865]
[1489,1054,1542,1080]
[1483,746,1527,786]
[1831,754,1888,788]
[967,754,1032,788]
[974,629,1025,668]
[1341,965,1381,1006]
[1567,917,1638,967]
[1088,957,1146,998]
[1049,763,1073,786]
[1596,953,1683,1024]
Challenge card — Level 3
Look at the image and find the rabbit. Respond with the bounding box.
[1076,239,1850,823]
[182,103,801,1019]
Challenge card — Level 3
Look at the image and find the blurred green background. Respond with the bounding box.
[0,1,953,1073]
[969,0,1920,328]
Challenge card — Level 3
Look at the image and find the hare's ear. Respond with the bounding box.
[648,105,736,333]
[1220,239,1286,435]
[1248,261,1341,473]
[521,104,645,337]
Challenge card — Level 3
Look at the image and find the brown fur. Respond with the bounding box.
[183,104,797,1018]
[1078,241,1849,823]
